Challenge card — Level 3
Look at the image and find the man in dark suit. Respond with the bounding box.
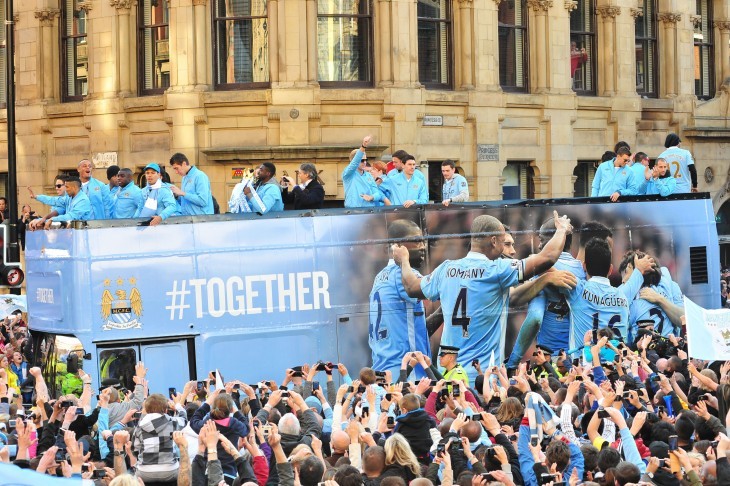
[282,163,325,209]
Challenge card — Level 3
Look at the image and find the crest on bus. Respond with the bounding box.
[101,278,143,330]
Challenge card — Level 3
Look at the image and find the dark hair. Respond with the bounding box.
[106,165,120,180]
[118,168,133,177]
[262,162,277,176]
[634,152,648,163]
[617,146,631,157]
[650,421,676,445]
[405,155,416,163]
[674,413,696,442]
[614,462,640,485]
[584,237,612,277]
[0,197,7,204]
[581,444,600,473]
[539,217,572,252]
[55,174,70,183]
[441,160,456,169]
[614,141,630,153]
[597,447,621,472]
[299,456,325,486]
[392,150,409,161]
[388,219,422,240]
[618,250,661,287]
[169,153,190,166]
[579,221,613,247]
[601,151,616,162]
[334,465,365,486]
[66,176,82,187]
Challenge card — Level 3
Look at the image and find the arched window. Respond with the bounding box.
[213,0,270,88]
[570,0,595,94]
[417,0,452,89]
[694,0,714,99]
[635,0,657,97]
[317,0,373,86]
[498,0,528,92]
[138,0,170,95]
[61,0,88,101]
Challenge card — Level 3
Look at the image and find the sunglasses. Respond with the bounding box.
[55,184,64,188]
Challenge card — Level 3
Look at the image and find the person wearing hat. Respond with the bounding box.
[134,163,178,226]
[658,133,697,194]
[438,346,470,385]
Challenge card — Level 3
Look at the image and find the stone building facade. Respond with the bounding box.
[2,0,730,220]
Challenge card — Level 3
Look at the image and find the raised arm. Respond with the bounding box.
[522,211,572,280]
[393,244,427,299]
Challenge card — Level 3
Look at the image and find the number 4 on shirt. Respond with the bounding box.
[452,288,470,337]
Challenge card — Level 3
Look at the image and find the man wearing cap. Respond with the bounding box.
[343,135,389,208]
[393,211,572,382]
[78,159,115,219]
[134,163,177,226]
[114,168,144,219]
[658,133,697,194]
[438,346,470,385]
[168,152,214,215]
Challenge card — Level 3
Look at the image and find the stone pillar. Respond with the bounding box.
[269,0,279,83]
[391,0,418,86]
[34,9,60,102]
[527,0,551,93]
[596,5,620,96]
[111,0,132,96]
[658,12,680,97]
[375,0,392,86]
[169,0,196,89]
[474,0,501,90]
[306,0,317,84]
[193,0,207,88]
[715,20,730,90]
[457,0,474,89]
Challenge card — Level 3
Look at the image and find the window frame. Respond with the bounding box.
[137,0,171,96]
[694,0,714,100]
[60,0,89,102]
[635,0,658,98]
[316,0,374,88]
[417,0,453,90]
[569,0,597,96]
[498,0,529,93]
[211,0,271,91]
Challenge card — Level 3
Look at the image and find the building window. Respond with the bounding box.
[213,0,269,88]
[635,0,657,97]
[139,0,170,95]
[61,0,89,101]
[570,0,595,94]
[317,0,373,86]
[573,161,597,197]
[694,0,714,99]
[0,0,5,106]
[417,0,452,89]
[498,0,528,92]
[502,162,534,200]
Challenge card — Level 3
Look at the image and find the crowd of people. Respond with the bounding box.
[17,131,693,231]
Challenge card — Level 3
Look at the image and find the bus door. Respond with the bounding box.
[97,338,196,393]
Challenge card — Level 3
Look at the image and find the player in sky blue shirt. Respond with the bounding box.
[591,148,635,201]
[169,153,214,215]
[394,211,573,382]
[369,220,430,378]
[78,159,114,220]
[51,178,92,223]
[440,160,469,206]
[562,238,639,355]
[382,158,429,207]
[30,175,71,217]
[113,168,144,219]
[658,133,697,194]
[628,153,650,195]
[342,136,387,208]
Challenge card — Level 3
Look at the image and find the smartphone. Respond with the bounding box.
[316,362,328,371]
[572,358,580,367]
[509,378,517,386]
[262,424,272,439]
[361,406,369,417]
[575,376,583,382]
[8,419,16,428]
[76,408,85,415]
[208,380,216,387]
[453,384,461,397]
[347,386,354,393]
[92,469,107,479]
[357,385,366,394]
[281,391,290,398]
[60,400,73,408]
[668,435,678,451]
[168,387,177,399]
[658,459,666,468]
[540,474,560,485]
[530,434,539,447]
[622,349,628,357]
[82,464,90,472]
[312,382,320,392]
[387,416,395,427]
[481,473,495,481]
[233,384,241,390]
[385,393,392,401]
[253,419,261,428]
[375,371,386,378]
[196,381,206,390]
[471,359,479,368]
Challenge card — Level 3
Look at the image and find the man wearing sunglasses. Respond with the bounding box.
[27,175,71,223]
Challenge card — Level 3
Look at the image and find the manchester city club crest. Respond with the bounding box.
[101,277,143,330]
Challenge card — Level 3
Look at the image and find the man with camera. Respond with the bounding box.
[281,163,325,210]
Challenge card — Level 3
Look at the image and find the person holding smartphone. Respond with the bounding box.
[281,163,325,210]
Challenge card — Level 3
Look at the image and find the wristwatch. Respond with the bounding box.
[113,450,126,457]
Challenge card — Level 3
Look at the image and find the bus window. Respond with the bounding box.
[38,334,85,398]
[99,348,137,391]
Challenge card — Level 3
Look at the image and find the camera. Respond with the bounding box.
[539,474,559,485]
[196,381,206,390]
[471,359,479,368]
[92,469,107,479]
[312,382,320,392]
[387,416,395,427]
[60,400,73,408]
[453,384,461,397]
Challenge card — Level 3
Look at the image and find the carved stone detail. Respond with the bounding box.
[194,115,208,125]
[657,12,682,24]
[192,0,207,6]
[527,0,552,12]
[714,20,730,32]
[629,7,643,18]
[564,1,577,11]
[596,6,621,19]
[110,0,132,9]
[690,15,702,28]
[34,9,60,26]
[77,1,94,13]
